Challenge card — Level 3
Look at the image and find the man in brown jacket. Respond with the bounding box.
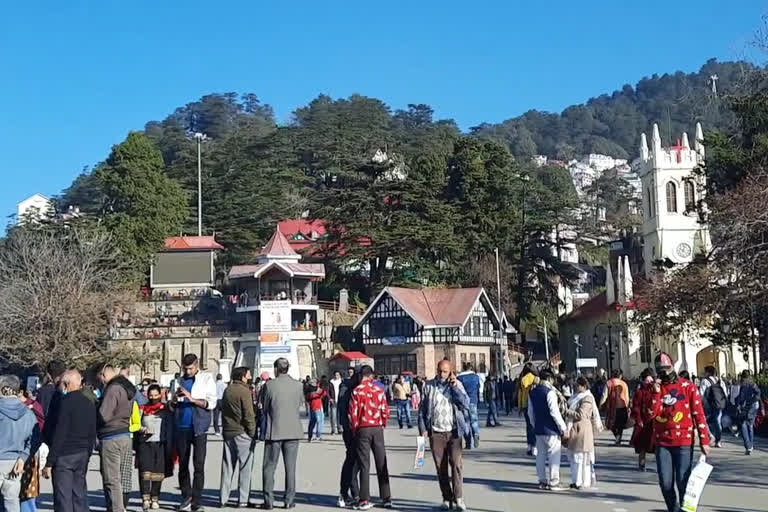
[219,367,257,507]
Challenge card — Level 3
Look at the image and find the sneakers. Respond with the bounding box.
[337,496,347,508]
[549,484,566,491]
[455,498,467,511]
[526,449,533,456]
[151,499,160,510]
[178,498,193,512]
[441,501,452,510]
[715,440,723,448]
[537,482,548,490]
[532,447,538,457]
[383,500,394,509]
[143,499,151,512]
[473,435,480,448]
[569,484,581,490]
[356,501,374,511]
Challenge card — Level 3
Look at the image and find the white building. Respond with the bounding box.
[582,154,628,173]
[532,155,548,167]
[16,193,52,223]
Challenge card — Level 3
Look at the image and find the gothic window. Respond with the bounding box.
[666,182,678,213]
[684,181,695,211]
[646,187,654,218]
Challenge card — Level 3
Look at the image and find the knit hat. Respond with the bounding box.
[260,372,271,381]
[655,352,674,369]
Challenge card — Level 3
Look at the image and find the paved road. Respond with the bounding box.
[36,413,765,512]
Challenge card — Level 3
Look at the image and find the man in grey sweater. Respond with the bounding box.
[219,366,257,507]
[0,375,36,512]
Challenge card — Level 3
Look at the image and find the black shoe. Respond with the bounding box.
[191,504,205,512]
[259,504,273,510]
[178,498,193,512]
[284,504,295,509]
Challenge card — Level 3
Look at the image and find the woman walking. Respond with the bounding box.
[630,369,656,471]
[137,384,173,511]
[564,377,600,490]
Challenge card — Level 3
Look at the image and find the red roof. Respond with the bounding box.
[330,351,370,361]
[164,236,224,251]
[259,229,298,258]
[560,291,611,322]
[278,219,327,250]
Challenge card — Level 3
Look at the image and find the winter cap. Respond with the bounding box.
[654,352,674,369]
[260,372,271,381]
[0,375,21,396]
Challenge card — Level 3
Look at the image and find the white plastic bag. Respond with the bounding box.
[414,435,426,469]
[682,455,713,512]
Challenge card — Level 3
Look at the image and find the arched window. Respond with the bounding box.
[646,188,654,218]
[684,180,695,211]
[666,182,677,213]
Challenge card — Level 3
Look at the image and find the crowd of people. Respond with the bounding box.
[0,351,763,512]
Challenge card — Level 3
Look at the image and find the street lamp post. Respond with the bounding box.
[593,322,623,376]
[514,174,530,332]
[194,133,207,236]
[574,334,582,375]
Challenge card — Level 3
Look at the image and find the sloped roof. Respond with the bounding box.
[259,229,298,258]
[164,236,224,251]
[355,287,499,330]
[228,261,325,280]
[558,291,612,324]
[330,351,370,361]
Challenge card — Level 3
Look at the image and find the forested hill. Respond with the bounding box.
[471,59,757,160]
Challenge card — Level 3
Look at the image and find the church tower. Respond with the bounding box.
[637,123,711,278]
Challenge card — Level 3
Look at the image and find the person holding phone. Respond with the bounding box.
[418,359,471,511]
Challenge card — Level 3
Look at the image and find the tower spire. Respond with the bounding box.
[652,123,662,152]
[695,122,705,158]
[640,132,649,161]
[682,132,690,149]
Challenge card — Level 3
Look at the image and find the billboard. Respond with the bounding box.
[261,300,291,333]
[258,344,293,378]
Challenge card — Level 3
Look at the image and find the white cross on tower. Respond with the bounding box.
[710,74,719,97]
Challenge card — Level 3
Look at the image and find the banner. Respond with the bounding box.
[260,300,291,333]
[259,344,292,377]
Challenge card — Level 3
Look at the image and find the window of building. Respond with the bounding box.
[640,329,654,363]
[483,318,491,337]
[373,354,417,376]
[370,317,415,338]
[472,316,481,336]
[478,353,487,373]
[460,352,467,364]
[684,180,695,211]
[469,353,477,370]
[666,182,677,213]
[463,322,471,336]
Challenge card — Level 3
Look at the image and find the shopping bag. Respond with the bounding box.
[414,435,426,469]
[681,455,713,512]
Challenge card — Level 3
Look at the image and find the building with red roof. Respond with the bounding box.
[150,235,225,293]
[352,286,506,378]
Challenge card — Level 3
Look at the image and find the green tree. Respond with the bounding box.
[96,132,188,280]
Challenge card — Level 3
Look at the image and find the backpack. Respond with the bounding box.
[707,379,727,411]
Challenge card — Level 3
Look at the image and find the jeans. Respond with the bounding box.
[395,400,412,428]
[535,435,561,486]
[430,432,463,501]
[340,430,360,500]
[523,409,536,448]
[308,409,325,441]
[52,451,90,512]
[100,435,132,512]
[175,430,208,503]
[464,403,480,448]
[213,399,223,434]
[0,459,20,512]
[220,433,256,506]
[504,395,513,415]
[706,409,722,443]
[329,402,340,434]
[486,401,499,426]
[262,440,299,507]
[356,427,391,503]
[741,417,756,451]
[656,445,693,512]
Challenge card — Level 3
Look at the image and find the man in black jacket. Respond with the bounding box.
[42,369,97,512]
[336,371,360,508]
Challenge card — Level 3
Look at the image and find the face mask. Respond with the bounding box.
[148,398,161,405]
[658,369,674,383]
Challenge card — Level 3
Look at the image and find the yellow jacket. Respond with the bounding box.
[518,372,538,409]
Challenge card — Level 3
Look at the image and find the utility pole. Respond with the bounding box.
[515,175,530,331]
[195,133,206,236]
[543,315,550,363]
[495,247,506,376]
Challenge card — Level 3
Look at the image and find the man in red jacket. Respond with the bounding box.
[650,352,710,512]
[348,365,392,510]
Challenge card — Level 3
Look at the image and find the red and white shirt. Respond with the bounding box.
[650,378,710,447]
[348,380,389,432]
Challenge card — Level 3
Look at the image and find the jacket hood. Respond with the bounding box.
[0,397,30,421]
[108,375,137,400]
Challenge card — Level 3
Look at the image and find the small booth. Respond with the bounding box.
[328,351,373,374]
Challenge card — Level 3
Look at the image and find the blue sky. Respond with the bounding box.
[0,1,764,219]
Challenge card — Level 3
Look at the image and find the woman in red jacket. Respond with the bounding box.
[630,368,656,471]
[649,353,710,512]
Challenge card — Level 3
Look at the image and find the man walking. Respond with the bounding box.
[97,364,137,512]
[605,369,630,445]
[392,376,412,429]
[328,371,343,435]
[419,360,470,511]
[457,362,481,449]
[649,353,710,512]
[220,367,258,508]
[736,370,762,455]
[260,358,304,509]
[518,364,539,456]
[42,370,97,512]
[172,354,217,512]
[700,365,726,448]
[0,375,36,512]
[349,365,392,510]
[483,376,499,427]
[528,369,567,490]
[213,373,227,436]
[502,376,515,415]
[336,370,360,508]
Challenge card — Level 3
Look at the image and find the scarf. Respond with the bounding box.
[141,401,165,416]
[568,390,589,411]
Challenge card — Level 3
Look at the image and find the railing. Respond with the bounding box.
[139,289,216,302]
[317,300,365,315]
[110,324,238,340]
[236,295,318,308]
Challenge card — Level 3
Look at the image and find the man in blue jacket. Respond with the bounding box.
[527,369,567,491]
[0,374,36,512]
[456,363,481,449]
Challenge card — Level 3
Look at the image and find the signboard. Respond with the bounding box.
[260,300,292,333]
[258,344,292,377]
[576,358,599,368]
[382,336,406,345]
